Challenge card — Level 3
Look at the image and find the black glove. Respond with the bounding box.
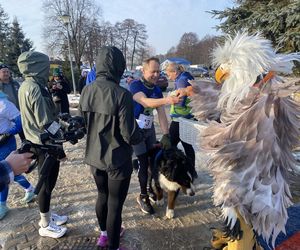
[160,134,172,150]
[0,133,11,145]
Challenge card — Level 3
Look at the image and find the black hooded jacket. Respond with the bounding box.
[79,47,143,178]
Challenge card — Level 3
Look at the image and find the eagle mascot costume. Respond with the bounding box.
[178,32,300,249]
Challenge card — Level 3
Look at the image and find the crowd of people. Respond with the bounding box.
[0,47,198,250]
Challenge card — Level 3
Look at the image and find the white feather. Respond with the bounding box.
[212,32,300,111]
[199,31,300,247]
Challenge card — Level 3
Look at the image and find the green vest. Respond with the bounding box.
[170,97,193,120]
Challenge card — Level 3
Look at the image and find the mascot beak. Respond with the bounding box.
[215,66,229,84]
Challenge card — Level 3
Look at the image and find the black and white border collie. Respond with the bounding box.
[150,147,195,219]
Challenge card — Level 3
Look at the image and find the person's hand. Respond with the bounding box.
[175,88,187,98]
[160,134,172,150]
[56,82,63,89]
[0,133,10,145]
[5,151,33,175]
[176,86,193,97]
[165,95,181,105]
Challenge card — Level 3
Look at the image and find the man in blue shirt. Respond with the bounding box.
[129,57,180,215]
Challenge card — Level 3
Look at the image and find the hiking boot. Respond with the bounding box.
[22,191,36,203]
[38,220,67,238]
[0,205,8,220]
[39,213,68,227]
[137,195,154,214]
[96,227,125,247]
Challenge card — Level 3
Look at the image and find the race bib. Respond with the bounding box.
[136,114,154,129]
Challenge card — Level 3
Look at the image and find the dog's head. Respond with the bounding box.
[159,148,195,196]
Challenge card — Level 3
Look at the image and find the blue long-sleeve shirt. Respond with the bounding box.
[5,115,22,135]
[86,66,96,85]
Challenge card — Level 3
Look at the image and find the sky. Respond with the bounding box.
[0,0,235,55]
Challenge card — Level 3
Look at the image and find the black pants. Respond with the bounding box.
[36,152,60,213]
[169,121,196,171]
[137,152,150,195]
[92,167,131,250]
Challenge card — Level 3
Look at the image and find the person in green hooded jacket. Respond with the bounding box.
[17,51,68,239]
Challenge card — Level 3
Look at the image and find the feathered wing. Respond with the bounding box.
[188,79,221,121]
[196,83,300,246]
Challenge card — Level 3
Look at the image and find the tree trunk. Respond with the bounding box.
[130,32,138,70]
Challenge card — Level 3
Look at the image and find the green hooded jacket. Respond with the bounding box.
[17,51,57,144]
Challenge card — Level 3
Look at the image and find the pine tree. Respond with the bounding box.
[209,0,300,53]
[0,4,9,63]
[6,18,33,75]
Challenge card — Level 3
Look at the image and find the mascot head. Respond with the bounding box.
[212,32,298,109]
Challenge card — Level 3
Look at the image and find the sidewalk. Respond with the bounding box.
[2,105,300,249]
[1,117,222,250]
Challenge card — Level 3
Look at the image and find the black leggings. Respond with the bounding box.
[37,152,60,213]
[169,121,195,169]
[137,152,149,195]
[92,168,131,250]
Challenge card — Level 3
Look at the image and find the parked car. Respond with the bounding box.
[120,70,142,89]
[189,67,209,78]
[121,70,168,91]
[155,72,168,91]
[133,70,142,79]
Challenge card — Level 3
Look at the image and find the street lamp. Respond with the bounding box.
[61,14,77,95]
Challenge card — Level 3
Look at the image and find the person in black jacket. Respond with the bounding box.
[48,69,71,114]
[79,46,143,250]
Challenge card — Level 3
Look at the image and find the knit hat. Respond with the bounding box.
[53,68,61,76]
[0,64,8,70]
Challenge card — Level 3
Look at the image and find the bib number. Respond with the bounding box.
[136,114,154,129]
